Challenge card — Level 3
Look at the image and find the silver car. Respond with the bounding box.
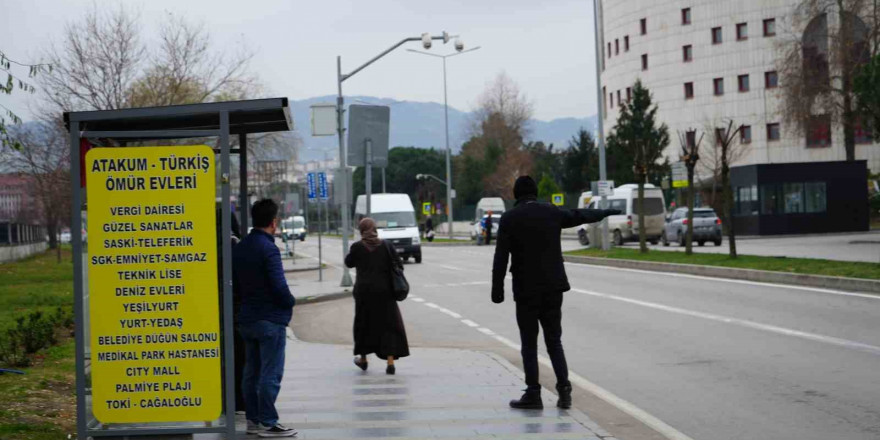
[662,207,723,247]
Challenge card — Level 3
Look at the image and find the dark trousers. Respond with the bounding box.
[239,320,287,426]
[515,293,569,390]
[234,325,246,411]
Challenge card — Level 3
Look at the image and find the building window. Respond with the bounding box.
[738,74,750,92]
[642,54,648,70]
[805,182,827,213]
[806,114,831,147]
[763,18,776,37]
[765,71,779,88]
[615,39,620,55]
[741,125,752,143]
[684,82,694,99]
[683,45,693,62]
[686,130,696,148]
[608,42,612,58]
[761,185,782,215]
[624,36,630,51]
[610,91,614,108]
[713,78,724,96]
[784,183,805,213]
[736,23,748,40]
[736,185,759,216]
[855,117,874,144]
[626,87,632,102]
[715,127,726,145]
[617,90,622,106]
[603,86,607,116]
[767,123,781,141]
[640,18,647,35]
[682,8,692,25]
[712,27,723,44]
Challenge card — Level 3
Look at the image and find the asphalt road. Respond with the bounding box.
[291,237,880,440]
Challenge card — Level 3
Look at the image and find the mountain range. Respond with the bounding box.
[291,96,597,163]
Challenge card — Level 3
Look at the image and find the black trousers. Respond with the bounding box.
[234,325,247,411]
[515,292,569,390]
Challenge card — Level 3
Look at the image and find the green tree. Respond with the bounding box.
[854,53,880,131]
[353,146,447,214]
[606,80,669,253]
[537,174,561,202]
[560,128,598,194]
[1,51,51,149]
[524,141,561,190]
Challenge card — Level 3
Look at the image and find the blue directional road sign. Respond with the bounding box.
[317,172,328,201]
[307,172,317,201]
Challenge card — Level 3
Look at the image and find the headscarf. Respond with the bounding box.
[358,217,382,251]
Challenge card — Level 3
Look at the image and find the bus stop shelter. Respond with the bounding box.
[66,98,293,439]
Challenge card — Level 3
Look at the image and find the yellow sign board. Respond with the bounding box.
[86,146,221,424]
[552,193,564,206]
[422,202,432,215]
[672,179,689,188]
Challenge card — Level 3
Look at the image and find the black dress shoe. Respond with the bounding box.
[354,357,368,371]
[386,364,395,375]
[509,388,543,409]
[556,383,572,409]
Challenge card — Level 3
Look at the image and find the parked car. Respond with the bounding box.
[578,184,666,246]
[355,194,421,263]
[662,207,723,247]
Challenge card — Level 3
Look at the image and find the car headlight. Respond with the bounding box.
[412,236,420,245]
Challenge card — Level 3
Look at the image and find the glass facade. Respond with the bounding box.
[757,182,827,215]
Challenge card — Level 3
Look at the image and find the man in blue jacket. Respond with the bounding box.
[233,199,297,438]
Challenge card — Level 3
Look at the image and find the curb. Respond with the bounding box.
[422,241,474,247]
[283,265,324,274]
[563,255,880,295]
[295,291,351,305]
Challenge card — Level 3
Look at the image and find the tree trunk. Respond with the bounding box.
[638,178,648,254]
[686,165,695,255]
[843,94,856,162]
[722,157,737,258]
[47,222,58,250]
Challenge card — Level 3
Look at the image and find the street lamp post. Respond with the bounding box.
[593,0,611,250]
[407,46,481,240]
[336,32,456,287]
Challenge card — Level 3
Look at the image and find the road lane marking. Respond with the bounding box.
[437,264,466,271]
[412,295,695,440]
[412,298,425,303]
[572,288,880,357]
[564,261,880,300]
[437,307,462,319]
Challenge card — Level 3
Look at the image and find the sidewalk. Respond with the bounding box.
[286,261,353,304]
[210,330,615,439]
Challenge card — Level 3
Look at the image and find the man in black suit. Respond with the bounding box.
[492,176,620,410]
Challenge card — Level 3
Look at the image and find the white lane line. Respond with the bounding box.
[411,298,425,303]
[413,294,694,440]
[564,261,880,300]
[436,264,466,271]
[488,327,695,440]
[437,307,462,319]
[572,288,880,356]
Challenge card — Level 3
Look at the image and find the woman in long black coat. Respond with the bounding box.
[344,217,410,374]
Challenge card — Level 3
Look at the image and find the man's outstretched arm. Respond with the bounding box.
[560,208,621,229]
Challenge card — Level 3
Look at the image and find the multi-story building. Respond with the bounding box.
[598,0,874,234]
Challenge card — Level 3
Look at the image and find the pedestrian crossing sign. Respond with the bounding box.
[552,193,564,206]
[422,202,432,215]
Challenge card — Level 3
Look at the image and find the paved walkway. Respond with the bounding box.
[208,330,614,439]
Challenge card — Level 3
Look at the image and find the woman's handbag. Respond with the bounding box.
[383,241,410,301]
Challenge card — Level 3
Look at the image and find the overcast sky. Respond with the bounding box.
[2,0,600,122]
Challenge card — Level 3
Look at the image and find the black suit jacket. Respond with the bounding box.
[492,198,610,302]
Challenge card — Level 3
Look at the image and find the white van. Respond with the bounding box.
[579,184,666,246]
[471,197,506,241]
[355,194,422,263]
[281,216,307,242]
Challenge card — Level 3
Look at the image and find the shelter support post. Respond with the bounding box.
[239,133,249,236]
[220,112,237,439]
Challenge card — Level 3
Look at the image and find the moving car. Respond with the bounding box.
[662,207,723,247]
[578,184,666,246]
[471,213,502,244]
[355,194,422,263]
[282,216,307,242]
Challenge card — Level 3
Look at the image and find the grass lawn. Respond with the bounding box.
[0,248,76,439]
[564,247,880,281]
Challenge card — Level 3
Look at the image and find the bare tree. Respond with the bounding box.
[709,120,745,259]
[677,129,704,255]
[2,121,70,261]
[699,119,751,208]
[776,0,877,161]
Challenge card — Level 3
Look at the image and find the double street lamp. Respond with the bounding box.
[335,32,459,287]
[407,46,481,240]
